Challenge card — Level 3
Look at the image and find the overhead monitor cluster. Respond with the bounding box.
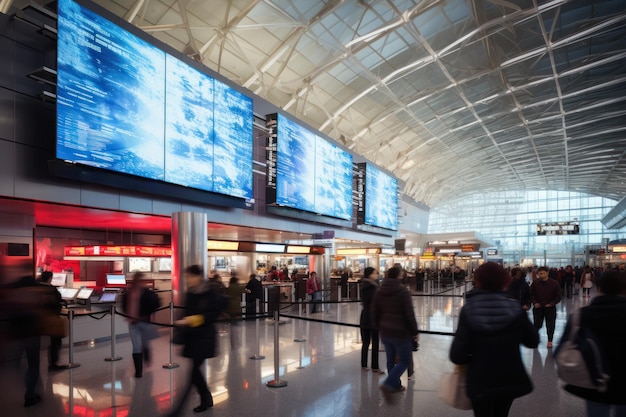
[56,0,253,200]
[54,0,399,232]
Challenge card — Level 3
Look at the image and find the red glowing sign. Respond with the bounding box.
[64,245,171,257]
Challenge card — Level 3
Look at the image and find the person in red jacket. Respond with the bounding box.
[306,272,322,313]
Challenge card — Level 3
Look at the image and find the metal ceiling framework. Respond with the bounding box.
[6,0,626,211]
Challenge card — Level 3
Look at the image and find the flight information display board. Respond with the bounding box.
[356,163,398,231]
[56,0,253,200]
[270,113,352,220]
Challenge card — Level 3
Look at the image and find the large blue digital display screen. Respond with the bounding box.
[275,114,352,220]
[56,0,253,200]
[364,164,398,230]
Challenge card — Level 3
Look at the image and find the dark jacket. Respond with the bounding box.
[450,289,539,401]
[371,278,418,339]
[530,278,561,307]
[245,277,263,301]
[39,282,62,315]
[558,295,626,404]
[507,278,531,308]
[181,282,224,360]
[121,287,160,321]
[359,277,378,329]
[225,282,246,317]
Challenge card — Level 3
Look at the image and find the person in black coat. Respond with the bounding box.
[167,265,225,416]
[38,271,66,371]
[450,262,539,417]
[506,267,531,311]
[555,269,626,416]
[360,267,383,373]
[245,273,263,318]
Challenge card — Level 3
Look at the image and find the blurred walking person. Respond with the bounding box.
[121,272,160,378]
[166,265,226,416]
[555,269,626,417]
[450,262,539,417]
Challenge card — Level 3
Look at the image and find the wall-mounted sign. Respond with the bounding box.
[64,245,171,257]
[536,222,580,235]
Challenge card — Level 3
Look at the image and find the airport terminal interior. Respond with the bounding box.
[1,0,626,416]
[1,285,591,417]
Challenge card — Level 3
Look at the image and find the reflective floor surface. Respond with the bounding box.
[1,288,591,417]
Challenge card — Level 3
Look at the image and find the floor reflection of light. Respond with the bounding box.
[52,382,94,402]
[260,366,285,383]
[211,385,229,404]
[102,380,122,390]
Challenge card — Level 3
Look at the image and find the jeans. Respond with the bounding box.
[533,306,557,342]
[129,321,158,354]
[311,291,322,313]
[586,401,626,417]
[381,337,412,389]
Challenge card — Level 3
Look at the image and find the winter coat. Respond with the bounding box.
[507,278,531,308]
[371,277,418,339]
[359,277,378,329]
[181,282,225,360]
[559,295,626,404]
[450,289,539,402]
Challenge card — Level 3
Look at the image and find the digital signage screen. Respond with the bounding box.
[56,0,253,201]
[274,114,352,220]
[364,164,398,230]
[164,53,214,191]
[56,0,166,180]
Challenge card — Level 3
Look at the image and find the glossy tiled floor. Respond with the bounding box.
[1,284,591,417]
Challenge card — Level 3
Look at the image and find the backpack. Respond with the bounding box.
[144,289,161,314]
[554,310,610,392]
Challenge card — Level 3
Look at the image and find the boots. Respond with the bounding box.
[132,353,143,378]
[193,392,213,412]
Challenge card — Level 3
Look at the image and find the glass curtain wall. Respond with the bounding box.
[428,190,626,267]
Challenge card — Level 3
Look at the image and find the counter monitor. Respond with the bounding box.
[105,274,127,285]
[98,292,118,303]
[76,288,94,300]
[58,287,79,300]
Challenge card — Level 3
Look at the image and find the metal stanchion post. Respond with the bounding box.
[66,309,80,368]
[266,310,287,388]
[250,299,265,360]
[163,302,180,369]
[105,305,122,361]
[293,299,305,342]
[264,287,271,321]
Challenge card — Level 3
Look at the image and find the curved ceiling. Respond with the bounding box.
[11,0,626,209]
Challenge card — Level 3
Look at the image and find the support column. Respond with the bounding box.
[171,212,208,307]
